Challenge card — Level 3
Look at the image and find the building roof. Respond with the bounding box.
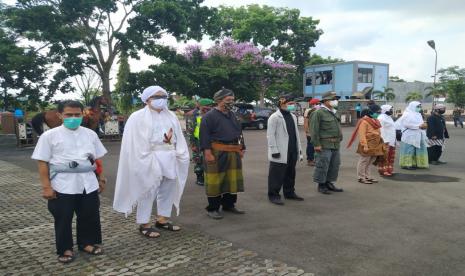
[305,60,389,69]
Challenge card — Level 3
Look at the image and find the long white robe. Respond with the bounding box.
[395,101,427,149]
[113,106,190,216]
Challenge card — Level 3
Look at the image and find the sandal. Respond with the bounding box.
[78,245,103,255]
[139,226,161,238]
[57,251,75,264]
[366,179,378,183]
[358,178,373,184]
[155,221,181,232]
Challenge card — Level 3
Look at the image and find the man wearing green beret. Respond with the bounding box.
[189,98,214,186]
[310,91,344,194]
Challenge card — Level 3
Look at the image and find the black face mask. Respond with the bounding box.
[438,110,445,114]
[385,111,393,116]
[224,102,235,111]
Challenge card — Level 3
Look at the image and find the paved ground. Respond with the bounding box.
[1,125,465,275]
[0,160,310,275]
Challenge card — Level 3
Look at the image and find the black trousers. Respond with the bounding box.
[47,190,101,255]
[206,193,237,211]
[268,151,298,199]
[427,145,443,162]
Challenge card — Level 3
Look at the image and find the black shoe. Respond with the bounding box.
[207,210,223,219]
[430,161,439,165]
[437,160,447,165]
[318,183,331,195]
[402,166,417,170]
[222,207,245,214]
[269,197,284,205]
[284,194,304,201]
[326,182,344,192]
[196,175,204,186]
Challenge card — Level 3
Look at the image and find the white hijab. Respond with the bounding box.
[378,104,396,147]
[395,101,426,148]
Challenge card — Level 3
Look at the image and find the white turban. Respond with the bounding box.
[140,86,167,103]
[381,104,392,114]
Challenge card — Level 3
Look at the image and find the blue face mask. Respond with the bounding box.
[63,117,83,129]
[287,105,296,112]
[415,107,422,113]
[372,113,380,119]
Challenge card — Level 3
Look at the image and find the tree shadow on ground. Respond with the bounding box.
[385,173,461,183]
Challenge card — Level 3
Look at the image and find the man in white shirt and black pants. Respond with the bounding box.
[32,100,107,264]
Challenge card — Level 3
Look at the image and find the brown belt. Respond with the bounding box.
[320,137,340,142]
[211,142,243,153]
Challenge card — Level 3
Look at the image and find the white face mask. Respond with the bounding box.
[150,98,168,110]
[329,100,338,108]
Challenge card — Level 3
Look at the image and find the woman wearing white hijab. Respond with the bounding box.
[113,85,190,238]
[395,101,429,169]
[377,104,396,176]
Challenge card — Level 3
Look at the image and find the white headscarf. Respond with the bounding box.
[395,101,426,148]
[381,104,392,114]
[140,86,167,103]
[378,104,396,146]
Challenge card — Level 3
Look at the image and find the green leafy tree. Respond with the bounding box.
[113,52,132,113]
[3,0,215,101]
[0,26,48,111]
[306,54,344,66]
[210,4,322,92]
[405,91,423,102]
[424,86,447,108]
[373,87,396,102]
[436,66,465,108]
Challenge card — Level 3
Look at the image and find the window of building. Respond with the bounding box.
[358,68,373,83]
[305,72,313,86]
[315,70,333,85]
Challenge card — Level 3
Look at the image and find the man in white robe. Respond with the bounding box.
[113,86,190,238]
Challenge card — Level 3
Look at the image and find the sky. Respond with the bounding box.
[3,0,465,99]
[200,0,465,82]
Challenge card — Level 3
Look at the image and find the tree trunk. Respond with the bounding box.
[259,89,265,108]
[101,70,111,103]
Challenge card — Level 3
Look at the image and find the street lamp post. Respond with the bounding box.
[427,40,437,108]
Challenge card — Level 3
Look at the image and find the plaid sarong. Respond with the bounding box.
[204,148,244,197]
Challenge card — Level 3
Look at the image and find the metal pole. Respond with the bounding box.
[433,48,437,109]
[3,89,8,111]
[433,48,437,86]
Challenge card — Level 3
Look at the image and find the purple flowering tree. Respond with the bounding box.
[183,38,295,106]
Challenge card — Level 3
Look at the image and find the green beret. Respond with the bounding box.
[199,98,214,106]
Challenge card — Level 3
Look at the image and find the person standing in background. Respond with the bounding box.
[377,105,397,176]
[303,98,320,166]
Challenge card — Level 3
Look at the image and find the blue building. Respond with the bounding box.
[303,61,389,100]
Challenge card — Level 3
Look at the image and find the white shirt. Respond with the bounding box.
[31,126,107,194]
[150,109,177,179]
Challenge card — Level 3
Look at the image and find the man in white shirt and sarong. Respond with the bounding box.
[113,86,190,238]
[32,100,108,264]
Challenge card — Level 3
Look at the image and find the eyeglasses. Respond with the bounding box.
[150,95,168,100]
